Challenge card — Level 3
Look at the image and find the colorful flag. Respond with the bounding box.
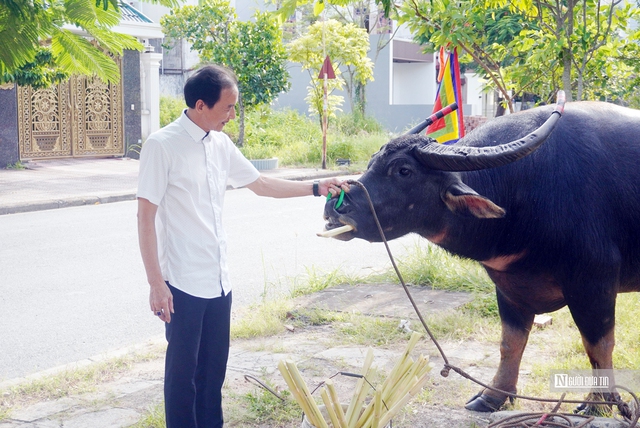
[426,47,465,144]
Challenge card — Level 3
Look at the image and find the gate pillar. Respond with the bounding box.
[140,50,163,140]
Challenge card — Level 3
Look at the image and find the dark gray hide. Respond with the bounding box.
[323,101,640,413]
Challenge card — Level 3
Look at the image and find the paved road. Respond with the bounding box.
[0,189,424,381]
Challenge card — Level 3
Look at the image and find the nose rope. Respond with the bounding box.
[346,179,640,425]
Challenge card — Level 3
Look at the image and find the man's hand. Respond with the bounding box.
[150,280,174,323]
[138,197,174,323]
[319,177,350,198]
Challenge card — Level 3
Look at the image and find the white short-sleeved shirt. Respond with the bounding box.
[137,111,260,298]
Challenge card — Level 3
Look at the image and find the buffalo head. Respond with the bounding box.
[322,98,564,244]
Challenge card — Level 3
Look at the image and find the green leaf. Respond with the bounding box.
[52,29,120,83]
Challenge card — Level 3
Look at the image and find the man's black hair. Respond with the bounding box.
[184,65,238,109]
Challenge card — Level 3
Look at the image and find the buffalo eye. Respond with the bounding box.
[398,166,412,177]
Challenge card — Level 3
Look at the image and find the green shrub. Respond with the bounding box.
[227,107,387,167]
[158,100,389,168]
[333,111,385,136]
[160,95,186,127]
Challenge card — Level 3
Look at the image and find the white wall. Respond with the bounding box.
[391,62,436,105]
[465,72,485,116]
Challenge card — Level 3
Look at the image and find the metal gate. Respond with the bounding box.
[17,64,125,160]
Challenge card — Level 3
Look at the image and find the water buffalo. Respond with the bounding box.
[322,99,640,413]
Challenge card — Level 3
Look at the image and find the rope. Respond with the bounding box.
[244,374,285,402]
[347,179,640,428]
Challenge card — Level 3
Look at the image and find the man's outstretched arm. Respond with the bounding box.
[246,175,347,198]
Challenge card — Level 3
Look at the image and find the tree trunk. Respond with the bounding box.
[561,0,574,102]
[562,48,573,102]
[237,97,245,147]
[576,72,584,101]
[355,82,366,116]
[495,93,506,117]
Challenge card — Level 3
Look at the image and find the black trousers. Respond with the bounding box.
[164,283,232,428]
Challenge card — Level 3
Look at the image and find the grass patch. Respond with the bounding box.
[0,349,161,421]
[241,386,301,426]
[291,266,365,297]
[129,402,165,428]
[335,313,412,346]
[387,244,494,294]
[231,298,293,339]
[5,161,26,170]
[288,307,348,327]
[423,309,501,343]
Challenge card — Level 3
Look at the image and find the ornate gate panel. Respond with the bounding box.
[17,61,125,159]
[18,83,73,158]
[70,74,124,157]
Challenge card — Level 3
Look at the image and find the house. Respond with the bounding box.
[0,2,165,167]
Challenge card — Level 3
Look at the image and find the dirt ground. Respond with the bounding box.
[219,302,631,428]
[221,321,518,428]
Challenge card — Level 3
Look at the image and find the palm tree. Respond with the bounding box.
[0,0,178,88]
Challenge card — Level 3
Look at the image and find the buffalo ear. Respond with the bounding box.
[443,182,506,219]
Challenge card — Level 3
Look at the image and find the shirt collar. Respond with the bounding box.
[178,109,209,143]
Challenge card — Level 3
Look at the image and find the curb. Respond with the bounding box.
[0,169,352,216]
[0,335,166,392]
[0,193,138,216]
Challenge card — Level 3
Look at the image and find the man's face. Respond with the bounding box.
[203,86,238,132]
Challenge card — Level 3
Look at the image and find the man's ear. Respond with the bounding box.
[194,99,206,112]
[442,182,506,219]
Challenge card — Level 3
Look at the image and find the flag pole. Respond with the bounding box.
[405,103,458,135]
[322,8,328,169]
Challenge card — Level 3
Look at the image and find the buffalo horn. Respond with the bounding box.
[414,91,566,172]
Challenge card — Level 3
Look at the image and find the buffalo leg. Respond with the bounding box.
[567,289,624,416]
[465,289,534,412]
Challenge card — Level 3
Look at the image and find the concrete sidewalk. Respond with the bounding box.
[0,157,344,215]
[0,284,490,428]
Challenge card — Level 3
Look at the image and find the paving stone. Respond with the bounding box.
[59,408,141,428]
[293,283,473,320]
[313,347,400,371]
[9,397,78,422]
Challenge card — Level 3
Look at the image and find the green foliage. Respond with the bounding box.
[333,111,385,136]
[273,0,356,22]
[129,403,165,428]
[159,95,185,127]
[461,292,499,318]
[230,299,293,339]
[287,19,374,126]
[2,48,68,89]
[242,387,301,425]
[393,0,640,108]
[291,265,361,297]
[5,161,26,170]
[336,314,412,346]
[0,0,181,88]
[161,0,290,144]
[388,244,493,294]
[224,107,386,167]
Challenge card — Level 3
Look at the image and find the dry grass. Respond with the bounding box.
[0,347,162,421]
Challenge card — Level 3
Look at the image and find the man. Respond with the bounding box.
[137,64,345,428]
